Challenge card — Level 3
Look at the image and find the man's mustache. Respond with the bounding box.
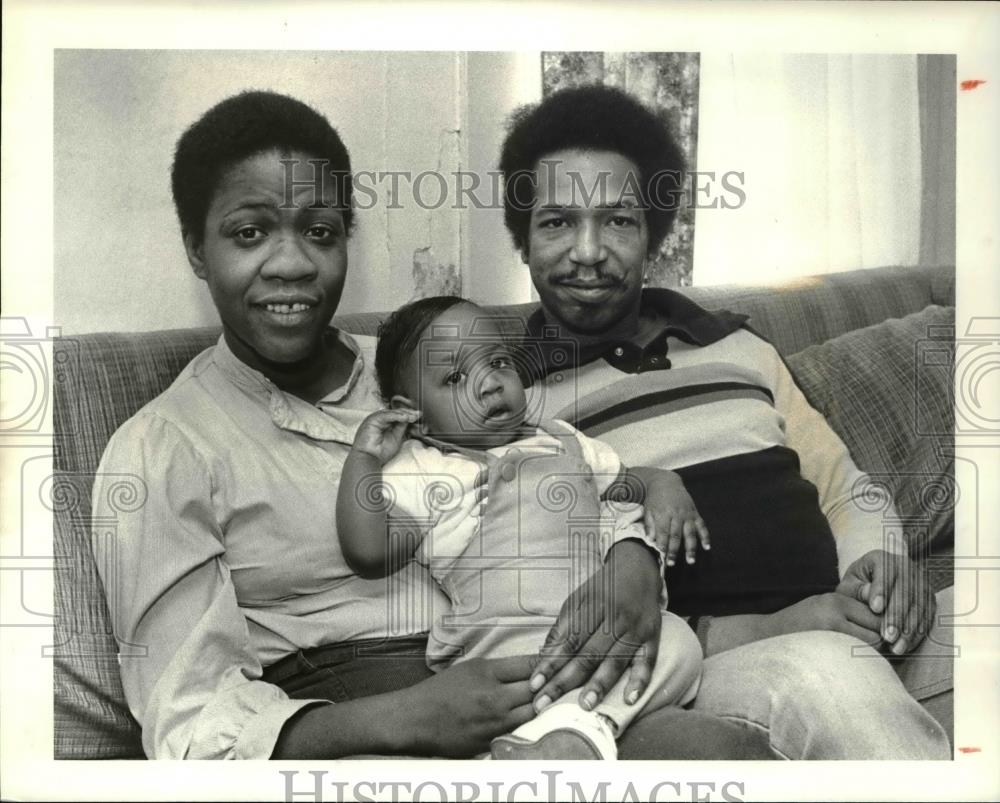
[551,273,624,287]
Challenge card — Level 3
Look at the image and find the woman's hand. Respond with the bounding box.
[530,540,663,713]
[397,655,536,757]
[352,409,421,465]
[837,549,935,655]
[641,469,711,567]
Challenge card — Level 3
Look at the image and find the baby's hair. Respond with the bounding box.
[375,295,470,401]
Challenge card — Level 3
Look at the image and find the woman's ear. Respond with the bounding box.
[183,231,208,280]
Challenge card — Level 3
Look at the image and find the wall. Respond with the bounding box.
[54,50,538,335]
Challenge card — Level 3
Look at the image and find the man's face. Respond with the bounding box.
[525,149,649,335]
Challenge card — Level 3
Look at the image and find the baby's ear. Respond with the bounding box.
[389,395,417,412]
[390,395,425,434]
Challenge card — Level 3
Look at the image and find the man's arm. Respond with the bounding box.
[761,336,905,572]
[528,539,666,711]
[690,334,921,655]
[697,595,883,657]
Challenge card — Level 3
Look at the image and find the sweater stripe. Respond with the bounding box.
[566,382,775,436]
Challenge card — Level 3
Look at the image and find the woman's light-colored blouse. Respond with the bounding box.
[91,331,449,759]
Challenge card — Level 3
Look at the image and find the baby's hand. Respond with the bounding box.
[643,471,710,567]
[353,409,421,465]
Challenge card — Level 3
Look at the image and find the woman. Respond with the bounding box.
[92,90,766,759]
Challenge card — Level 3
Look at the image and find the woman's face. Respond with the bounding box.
[185,149,348,371]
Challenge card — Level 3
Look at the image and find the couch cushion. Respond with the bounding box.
[684,265,944,356]
[335,265,951,357]
[53,328,219,758]
[785,306,956,571]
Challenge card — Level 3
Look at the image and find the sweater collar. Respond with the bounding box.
[522,287,747,380]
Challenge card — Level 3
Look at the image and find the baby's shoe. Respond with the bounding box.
[490,704,617,760]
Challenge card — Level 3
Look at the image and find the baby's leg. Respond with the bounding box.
[593,610,702,734]
[491,612,701,759]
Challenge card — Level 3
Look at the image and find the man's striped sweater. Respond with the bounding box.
[522,289,903,617]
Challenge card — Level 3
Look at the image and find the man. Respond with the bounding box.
[500,84,953,759]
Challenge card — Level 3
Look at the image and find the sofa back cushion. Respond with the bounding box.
[785,305,956,567]
[53,328,220,757]
[334,264,948,356]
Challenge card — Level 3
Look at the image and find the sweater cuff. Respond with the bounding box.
[612,527,669,610]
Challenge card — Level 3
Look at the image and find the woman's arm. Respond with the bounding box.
[93,414,321,759]
[336,409,422,579]
[273,655,537,758]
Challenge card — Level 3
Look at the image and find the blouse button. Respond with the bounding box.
[613,346,625,357]
[500,462,517,483]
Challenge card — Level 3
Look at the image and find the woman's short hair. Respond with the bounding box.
[498,84,685,257]
[375,295,468,401]
[171,90,354,242]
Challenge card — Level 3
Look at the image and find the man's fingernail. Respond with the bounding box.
[871,595,885,613]
[530,673,545,692]
[686,555,695,565]
[703,544,711,550]
[666,558,675,567]
[535,694,551,712]
[885,625,898,642]
[582,691,598,710]
[626,690,639,705]
[892,639,907,655]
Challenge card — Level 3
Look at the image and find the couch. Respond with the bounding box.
[52,263,957,759]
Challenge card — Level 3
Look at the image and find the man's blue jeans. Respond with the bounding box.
[688,586,954,759]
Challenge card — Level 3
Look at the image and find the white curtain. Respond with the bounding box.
[693,54,922,286]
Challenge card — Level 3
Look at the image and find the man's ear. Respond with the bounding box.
[183,231,208,280]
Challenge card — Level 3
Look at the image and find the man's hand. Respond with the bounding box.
[837,549,935,655]
[760,592,883,645]
[641,469,710,567]
[400,655,536,757]
[530,540,663,713]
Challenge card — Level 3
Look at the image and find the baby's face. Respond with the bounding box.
[399,304,528,449]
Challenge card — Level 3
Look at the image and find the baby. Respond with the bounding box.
[337,297,709,760]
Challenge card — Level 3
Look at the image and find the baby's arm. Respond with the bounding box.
[611,466,711,568]
[336,409,422,579]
